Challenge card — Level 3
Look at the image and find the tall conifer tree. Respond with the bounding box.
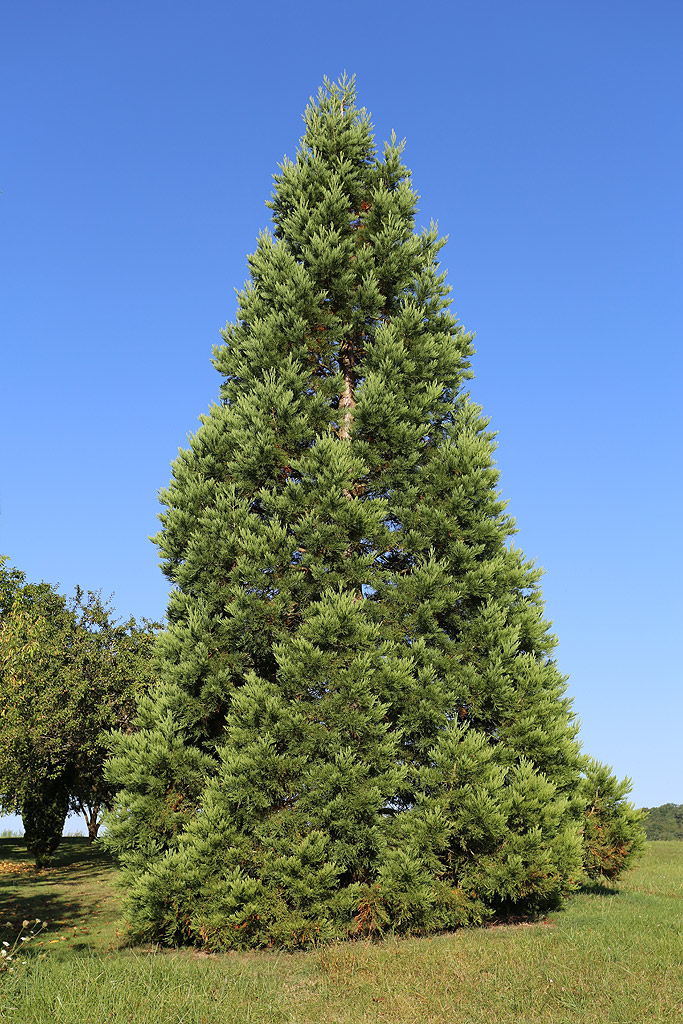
[104,76,643,947]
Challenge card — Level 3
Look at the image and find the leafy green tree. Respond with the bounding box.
[0,556,26,617]
[0,563,73,863]
[104,77,644,945]
[64,588,161,840]
[0,558,159,862]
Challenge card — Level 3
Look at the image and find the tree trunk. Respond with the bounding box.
[78,800,103,843]
[338,341,355,440]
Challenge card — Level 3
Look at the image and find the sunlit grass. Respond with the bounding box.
[0,839,681,1022]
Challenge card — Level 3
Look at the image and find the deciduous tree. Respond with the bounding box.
[0,558,158,862]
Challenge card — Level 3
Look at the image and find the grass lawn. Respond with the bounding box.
[1,838,681,1023]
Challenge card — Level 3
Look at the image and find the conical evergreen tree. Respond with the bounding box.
[104,76,643,946]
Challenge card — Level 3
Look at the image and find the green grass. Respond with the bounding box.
[0,837,121,954]
[1,839,681,1023]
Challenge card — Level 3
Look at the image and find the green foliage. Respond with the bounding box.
[579,758,646,880]
[104,76,644,947]
[102,680,215,929]
[21,784,70,868]
[0,557,159,861]
[641,803,683,841]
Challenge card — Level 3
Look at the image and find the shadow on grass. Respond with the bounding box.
[0,837,120,949]
[1,885,88,933]
[0,836,111,869]
[578,879,621,897]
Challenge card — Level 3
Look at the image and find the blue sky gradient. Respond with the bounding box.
[2,1,681,824]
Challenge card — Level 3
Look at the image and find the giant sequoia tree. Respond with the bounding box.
[104,78,643,947]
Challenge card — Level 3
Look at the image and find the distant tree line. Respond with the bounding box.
[641,804,683,841]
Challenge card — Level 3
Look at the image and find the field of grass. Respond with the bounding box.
[1,838,681,1023]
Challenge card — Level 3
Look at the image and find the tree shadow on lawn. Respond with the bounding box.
[0,836,109,868]
[578,879,621,897]
[0,837,121,952]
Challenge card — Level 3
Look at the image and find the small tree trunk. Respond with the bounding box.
[78,800,103,843]
[86,813,99,842]
[338,342,355,440]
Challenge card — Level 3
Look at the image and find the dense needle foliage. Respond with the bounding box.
[103,77,644,947]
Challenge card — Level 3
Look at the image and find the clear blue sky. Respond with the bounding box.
[2,0,681,820]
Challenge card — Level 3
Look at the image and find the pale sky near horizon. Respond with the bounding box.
[1,1,681,832]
